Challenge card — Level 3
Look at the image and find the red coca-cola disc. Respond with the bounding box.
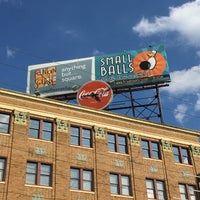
[77,81,113,109]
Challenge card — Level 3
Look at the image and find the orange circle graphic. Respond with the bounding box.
[132,51,166,77]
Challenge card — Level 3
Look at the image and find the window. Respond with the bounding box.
[0,158,6,181]
[110,173,131,196]
[173,146,191,164]
[70,126,92,147]
[108,133,128,154]
[146,179,167,200]
[29,119,53,141]
[26,162,52,186]
[142,140,161,159]
[179,183,197,200]
[0,113,10,133]
[70,168,93,191]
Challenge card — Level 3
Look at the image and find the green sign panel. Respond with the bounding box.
[95,45,170,88]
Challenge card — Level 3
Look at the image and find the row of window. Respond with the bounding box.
[0,158,197,199]
[0,113,192,165]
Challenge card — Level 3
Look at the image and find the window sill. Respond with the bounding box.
[111,194,133,198]
[25,184,52,189]
[70,144,94,150]
[28,137,53,143]
[174,162,193,167]
[70,189,94,194]
[143,157,162,161]
[108,151,129,156]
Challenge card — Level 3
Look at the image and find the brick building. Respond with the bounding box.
[0,88,200,200]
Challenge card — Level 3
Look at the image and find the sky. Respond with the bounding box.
[1,0,200,131]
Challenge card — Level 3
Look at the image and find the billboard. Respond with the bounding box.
[27,45,170,97]
[95,45,170,88]
[27,57,94,97]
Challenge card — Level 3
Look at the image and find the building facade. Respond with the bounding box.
[0,88,200,200]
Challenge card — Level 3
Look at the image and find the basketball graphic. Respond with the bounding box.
[132,50,166,77]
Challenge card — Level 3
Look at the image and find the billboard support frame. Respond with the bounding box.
[105,83,167,123]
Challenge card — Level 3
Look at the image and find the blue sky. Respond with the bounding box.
[1,0,200,131]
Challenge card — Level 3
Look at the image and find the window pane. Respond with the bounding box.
[26,162,37,184]
[142,141,150,157]
[40,175,51,186]
[152,142,160,159]
[119,145,127,153]
[173,146,181,163]
[71,179,79,189]
[157,181,165,200]
[118,135,126,145]
[83,170,92,190]
[70,168,79,189]
[43,122,52,131]
[147,189,155,198]
[182,148,190,164]
[83,180,92,191]
[146,179,155,198]
[158,191,165,200]
[110,174,118,194]
[108,143,115,152]
[118,136,127,153]
[0,158,6,181]
[110,174,117,184]
[0,113,10,133]
[122,176,130,195]
[122,186,130,195]
[29,119,39,138]
[82,129,91,147]
[70,127,79,145]
[29,129,39,138]
[42,130,52,141]
[108,134,115,152]
[0,124,9,133]
[83,170,92,181]
[179,184,187,199]
[157,181,164,190]
[189,185,196,200]
[111,184,118,194]
[42,122,52,141]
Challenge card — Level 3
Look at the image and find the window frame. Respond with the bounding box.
[146,178,167,200]
[0,112,11,134]
[172,146,191,165]
[142,140,161,159]
[0,157,6,181]
[25,161,52,186]
[70,125,92,148]
[29,118,53,141]
[107,133,128,154]
[110,173,132,196]
[179,183,197,200]
[70,167,93,191]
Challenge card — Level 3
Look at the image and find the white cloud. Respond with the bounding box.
[174,104,188,123]
[64,29,78,38]
[132,0,200,47]
[195,93,200,111]
[6,47,15,58]
[0,0,22,5]
[93,49,104,56]
[162,65,200,95]
[196,51,200,57]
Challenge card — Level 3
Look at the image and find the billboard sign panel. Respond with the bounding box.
[95,45,170,88]
[27,57,94,97]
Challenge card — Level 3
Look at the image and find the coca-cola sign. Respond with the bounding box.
[77,81,113,109]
